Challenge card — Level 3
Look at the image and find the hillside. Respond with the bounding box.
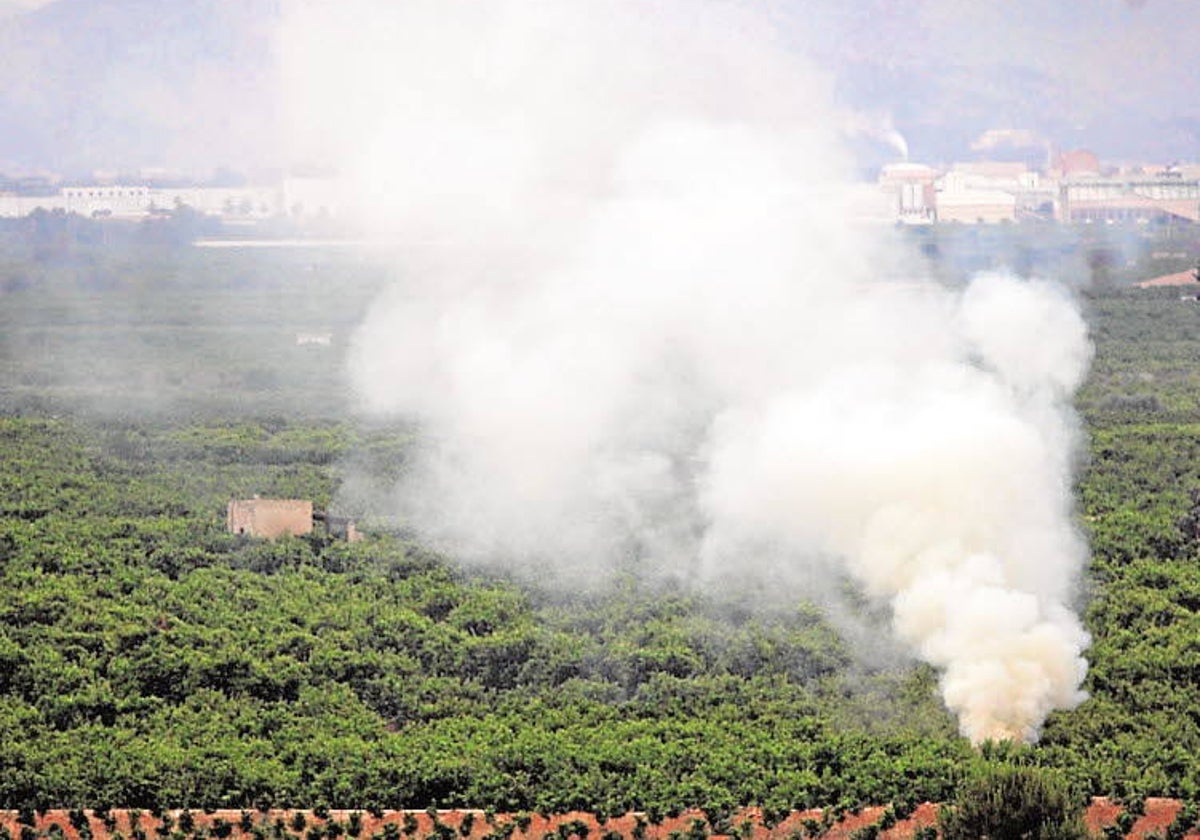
[3,0,1198,173]
[0,0,279,173]
[3,229,1200,811]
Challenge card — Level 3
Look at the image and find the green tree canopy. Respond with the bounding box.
[940,764,1089,840]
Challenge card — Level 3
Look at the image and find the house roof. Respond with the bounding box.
[1137,269,1200,288]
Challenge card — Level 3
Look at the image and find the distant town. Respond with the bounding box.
[3,141,1200,229]
[873,148,1200,226]
[0,167,347,226]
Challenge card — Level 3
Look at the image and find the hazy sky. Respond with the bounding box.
[772,0,1200,162]
[0,0,1197,174]
[0,0,50,20]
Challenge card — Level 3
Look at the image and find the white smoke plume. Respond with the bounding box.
[842,111,910,161]
[281,0,1092,743]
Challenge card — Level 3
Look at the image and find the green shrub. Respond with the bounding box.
[940,765,1088,840]
[878,808,898,832]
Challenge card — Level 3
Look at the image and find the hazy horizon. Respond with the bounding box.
[0,0,1197,176]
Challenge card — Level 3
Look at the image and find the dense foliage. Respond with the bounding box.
[3,225,1200,814]
[939,764,1088,840]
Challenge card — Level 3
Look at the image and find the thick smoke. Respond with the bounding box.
[282,0,1092,743]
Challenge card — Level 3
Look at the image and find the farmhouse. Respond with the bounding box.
[226,498,313,539]
[227,498,363,541]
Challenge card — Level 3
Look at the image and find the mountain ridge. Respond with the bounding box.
[0,0,280,174]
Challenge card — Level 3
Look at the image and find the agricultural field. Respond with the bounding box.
[3,219,1200,817]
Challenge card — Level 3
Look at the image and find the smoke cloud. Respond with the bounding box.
[282,0,1092,743]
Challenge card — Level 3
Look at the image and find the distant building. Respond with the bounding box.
[227,498,362,542]
[0,183,281,220]
[1057,149,1102,179]
[314,511,362,542]
[227,498,314,539]
[935,167,1020,223]
[1058,176,1200,224]
[61,185,151,218]
[1135,269,1200,289]
[155,186,280,218]
[878,163,938,224]
[950,161,1029,181]
[936,189,1018,224]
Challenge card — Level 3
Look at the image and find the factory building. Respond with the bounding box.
[1058,175,1200,224]
[935,189,1017,224]
[935,168,1019,223]
[0,183,281,219]
[932,163,1060,223]
[877,163,938,224]
[60,185,152,217]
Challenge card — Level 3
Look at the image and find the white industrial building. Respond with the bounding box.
[877,163,938,224]
[935,167,1020,223]
[0,183,283,220]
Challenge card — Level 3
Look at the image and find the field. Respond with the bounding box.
[0,800,1194,840]
[3,218,1200,819]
